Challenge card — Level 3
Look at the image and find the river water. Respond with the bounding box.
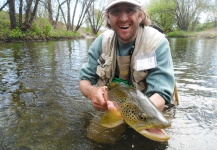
[0,38,217,150]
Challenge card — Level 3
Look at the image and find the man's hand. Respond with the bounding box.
[79,80,119,111]
[88,86,108,111]
[79,80,165,111]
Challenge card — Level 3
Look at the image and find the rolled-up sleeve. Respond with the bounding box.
[145,38,175,103]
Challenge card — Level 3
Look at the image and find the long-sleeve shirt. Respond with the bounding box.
[79,34,175,103]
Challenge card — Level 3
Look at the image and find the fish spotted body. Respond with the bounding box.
[100,82,171,142]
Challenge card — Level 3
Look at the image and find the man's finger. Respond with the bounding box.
[102,86,108,101]
[97,88,107,106]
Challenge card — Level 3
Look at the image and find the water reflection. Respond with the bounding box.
[170,38,217,97]
[0,37,217,149]
[168,38,217,150]
[0,40,94,149]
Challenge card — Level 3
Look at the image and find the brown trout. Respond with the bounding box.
[100,82,171,142]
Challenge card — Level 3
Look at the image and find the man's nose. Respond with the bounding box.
[119,10,128,21]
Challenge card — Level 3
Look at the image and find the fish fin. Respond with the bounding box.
[100,109,124,128]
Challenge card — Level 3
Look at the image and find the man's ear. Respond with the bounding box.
[106,12,111,25]
[138,11,144,24]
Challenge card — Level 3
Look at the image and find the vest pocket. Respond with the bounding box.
[133,70,148,91]
[118,64,130,80]
[96,54,113,79]
[117,55,131,80]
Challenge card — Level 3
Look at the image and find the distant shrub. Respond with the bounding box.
[44,23,52,36]
[0,11,83,41]
[195,22,216,31]
[32,18,53,36]
[50,30,80,38]
[167,30,196,37]
[0,11,10,39]
[32,22,43,35]
[9,27,23,38]
[85,27,92,33]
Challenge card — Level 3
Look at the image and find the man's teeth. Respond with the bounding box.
[120,26,129,29]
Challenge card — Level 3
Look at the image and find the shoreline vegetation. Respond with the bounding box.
[0,12,216,43]
[1,27,216,43]
[0,30,94,43]
[1,27,217,43]
[0,11,98,43]
[166,27,217,38]
[0,25,99,43]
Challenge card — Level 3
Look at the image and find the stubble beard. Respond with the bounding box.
[116,24,139,43]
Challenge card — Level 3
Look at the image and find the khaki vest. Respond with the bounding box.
[96,26,179,105]
[96,26,164,88]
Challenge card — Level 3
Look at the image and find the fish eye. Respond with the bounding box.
[139,113,147,120]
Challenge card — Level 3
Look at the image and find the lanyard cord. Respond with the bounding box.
[128,45,135,85]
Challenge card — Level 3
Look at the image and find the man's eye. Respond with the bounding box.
[126,8,133,13]
[126,8,136,15]
[111,9,121,15]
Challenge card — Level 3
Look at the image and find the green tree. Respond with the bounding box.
[147,0,176,32]
[148,0,209,31]
[173,0,209,31]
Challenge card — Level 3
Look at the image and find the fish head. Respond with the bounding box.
[107,82,172,141]
[120,100,171,142]
[120,100,171,128]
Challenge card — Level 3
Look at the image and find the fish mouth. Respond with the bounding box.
[136,127,170,142]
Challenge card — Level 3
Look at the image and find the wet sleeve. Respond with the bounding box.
[145,38,175,103]
[79,35,103,85]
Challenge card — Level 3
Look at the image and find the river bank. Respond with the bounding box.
[194,27,217,38]
[0,30,98,43]
[167,27,217,38]
[0,27,216,43]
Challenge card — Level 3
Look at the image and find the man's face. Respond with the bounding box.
[106,3,143,43]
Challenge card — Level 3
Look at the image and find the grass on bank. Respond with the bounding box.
[1,11,217,41]
[0,11,81,41]
[167,22,217,38]
[166,30,196,37]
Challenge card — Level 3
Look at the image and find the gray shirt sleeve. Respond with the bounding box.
[80,35,175,103]
[145,38,175,103]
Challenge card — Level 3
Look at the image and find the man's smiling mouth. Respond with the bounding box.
[119,25,130,29]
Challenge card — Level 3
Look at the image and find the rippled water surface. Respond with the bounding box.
[0,38,217,150]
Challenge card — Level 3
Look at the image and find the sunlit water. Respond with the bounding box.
[0,37,217,150]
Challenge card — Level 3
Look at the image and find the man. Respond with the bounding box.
[79,0,175,112]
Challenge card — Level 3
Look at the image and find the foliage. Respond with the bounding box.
[9,27,24,38]
[173,0,209,31]
[32,18,53,36]
[147,0,176,32]
[84,27,92,33]
[0,12,81,41]
[195,22,217,31]
[49,30,80,38]
[0,11,10,39]
[148,0,210,31]
[167,30,196,37]
[32,22,43,35]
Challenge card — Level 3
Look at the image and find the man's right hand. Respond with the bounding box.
[88,85,108,111]
[79,80,108,111]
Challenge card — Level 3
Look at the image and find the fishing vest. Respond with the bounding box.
[96,26,164,90]
[96,26,179,105]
